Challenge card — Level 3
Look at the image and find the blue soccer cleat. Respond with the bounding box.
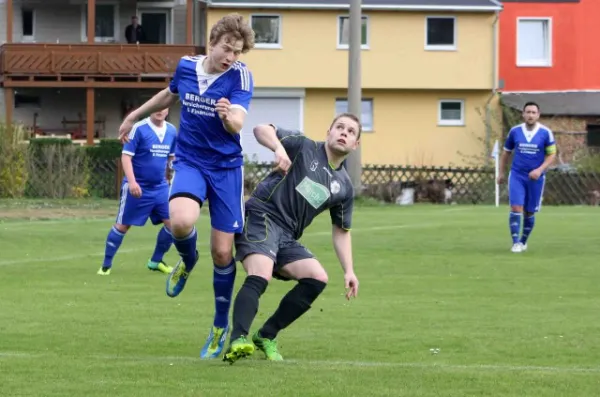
[166,250,198,298]
[200,325,229,359]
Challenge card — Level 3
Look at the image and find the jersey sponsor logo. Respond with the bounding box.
[295,176,330,209]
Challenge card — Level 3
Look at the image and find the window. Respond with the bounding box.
[21,9,34,42]
[438,100,464,126]
[337,16,369,49]
[425,17,456,50]
[251,15,281,48]
[82,4,118,42]
[335,99,373,132]
[517,18,552,67]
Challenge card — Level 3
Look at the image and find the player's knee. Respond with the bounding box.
[114,224,130,233]
[211,246,233,266]
[510,205,523,213]
[311,271,329,285]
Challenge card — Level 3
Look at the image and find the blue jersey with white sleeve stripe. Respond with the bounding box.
[168,55,254,170]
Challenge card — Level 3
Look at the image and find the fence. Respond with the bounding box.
[4,155,600,206]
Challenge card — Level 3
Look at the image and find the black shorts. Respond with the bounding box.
[234,211,314,280]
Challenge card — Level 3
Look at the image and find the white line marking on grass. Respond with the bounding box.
[0,222,454,267]
[1,351,598,374]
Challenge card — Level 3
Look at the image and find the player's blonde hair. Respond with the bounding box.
[209,13,255,53]
[329,113,363,138]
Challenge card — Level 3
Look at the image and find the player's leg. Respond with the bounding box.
[223,212,280,364]
[201,166,244,359]
[520,175,546,250]
[98,182,149,275]
[165,160,208,297]
[253,243,326,361]
[147,187,174,274]
[508,172,525,252]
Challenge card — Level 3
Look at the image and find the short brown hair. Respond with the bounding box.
[209,13,255,53]
[330,112,363,138]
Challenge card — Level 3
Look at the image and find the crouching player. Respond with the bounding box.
[97,109,177,275]
[497,101,556,253]
[223,114,361,364]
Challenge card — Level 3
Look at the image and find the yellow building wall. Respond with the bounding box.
[303,89,501,167]
[207,9,497,90]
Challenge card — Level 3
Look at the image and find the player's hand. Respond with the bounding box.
[344,272,359,300]
[529,168,542,180]
[128,182,142,198]
[118,116,136,143]
[273,145,292,175]
[215,98,231,120]
[496,173,505,185]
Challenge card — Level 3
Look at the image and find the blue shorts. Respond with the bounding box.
[116,182,170,226]
[508,171,546,213]
[169,159,244,234]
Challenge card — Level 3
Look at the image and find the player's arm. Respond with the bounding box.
[166,155,175,185]
[536,132,557,173]
[332,224,355,275]
[121,125,142,197]
[221,66,254,134]
[253,124,305,156]
[330,191,358,298]
[126,88,177,123]
[498,128,516,182]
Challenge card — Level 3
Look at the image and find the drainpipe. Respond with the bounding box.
[485,10,500,164]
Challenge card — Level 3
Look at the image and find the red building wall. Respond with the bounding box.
[499,0,600,92]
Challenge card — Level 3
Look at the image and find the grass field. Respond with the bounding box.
[1,200,599,396]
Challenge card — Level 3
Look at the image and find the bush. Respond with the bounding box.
[0,123,29,198]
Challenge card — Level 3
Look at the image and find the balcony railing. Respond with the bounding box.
[0,43,203,82]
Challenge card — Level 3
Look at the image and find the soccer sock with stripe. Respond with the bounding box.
[150,226,173,263]
[213,259,237,328]
[103,226,125,268]
[520,215,535,244]
[509,212,522,244]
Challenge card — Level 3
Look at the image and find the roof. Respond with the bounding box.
[206,0,503,12]
[501,92,600,116]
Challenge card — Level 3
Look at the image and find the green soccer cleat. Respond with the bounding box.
[252,331,283,361]
[222,336,255,365]
[97,267,111,276]
[147,260,173,274]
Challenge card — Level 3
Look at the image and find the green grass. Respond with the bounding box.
[1,203,600,396]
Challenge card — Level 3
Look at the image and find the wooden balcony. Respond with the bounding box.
[0,43,204,88]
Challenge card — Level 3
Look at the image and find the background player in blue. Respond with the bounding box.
[497,102,557,253]
[117,14,255,359]
[98,109,177,275]
[223,115,361,364]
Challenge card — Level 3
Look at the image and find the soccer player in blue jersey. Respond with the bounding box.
[98,109,177,275]
[497,102,557,253]
[117,14,255,359]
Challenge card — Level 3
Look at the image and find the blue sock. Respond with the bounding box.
[103,226,125,268]
[520,215,535,244]
[151,226,173,263]
[213,259,237,328]
[173,227,198,272]
[509,212,522,244]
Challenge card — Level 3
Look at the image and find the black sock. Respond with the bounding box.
[259,278,327,340]
[229,275,269,341]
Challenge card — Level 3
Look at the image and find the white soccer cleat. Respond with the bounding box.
[511,243,522,253]
[520,243,528,252]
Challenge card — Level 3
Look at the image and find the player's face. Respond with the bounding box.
[209,34,243,72]
[151,109,169,122]
[326,116,360,155]
[522,105,540,125]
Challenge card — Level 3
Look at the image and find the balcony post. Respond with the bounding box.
[6,0,13,42]
[186,0,193,45]
[4,89,14,136]
[86,89,95,146]
[87,0,95,44]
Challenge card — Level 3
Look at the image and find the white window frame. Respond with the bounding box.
[337,15,369,50]
[516,17,552,67]
[250,14,282,49]
[136,2,175,45]
[21,8,36,42]
[80,2,120,43]
[425,16,457,51]
[335,98,374,132]
[438,99,465,126]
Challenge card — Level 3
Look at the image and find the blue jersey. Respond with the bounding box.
[168,55,254,170]
[122,118,177,188]
[503,123,556,175]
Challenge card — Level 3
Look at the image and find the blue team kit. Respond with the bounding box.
[167,55,254,234]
